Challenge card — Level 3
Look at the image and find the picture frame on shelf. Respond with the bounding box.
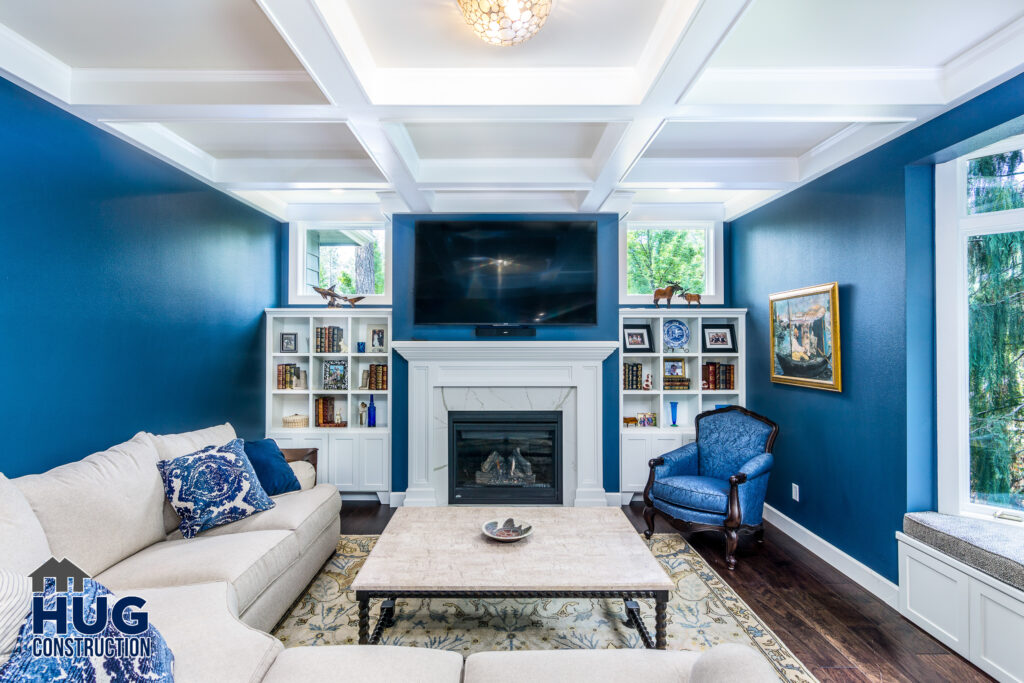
[701,323,737,353]
[622,324,654,353]
[663,360,685,377]
[280,332,297,353]
[769,282,841,392]
[322,359,348,390]
[369,328,386,352]
[637,412,657,427]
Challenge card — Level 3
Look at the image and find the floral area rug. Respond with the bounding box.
[273,534,815,682]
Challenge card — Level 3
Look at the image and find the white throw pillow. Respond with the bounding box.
[0,569,31,668]
[0,473,52,576]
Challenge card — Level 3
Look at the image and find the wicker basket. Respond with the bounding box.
[282,414,309,429]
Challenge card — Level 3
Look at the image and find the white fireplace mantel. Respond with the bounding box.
[393,340,618,507]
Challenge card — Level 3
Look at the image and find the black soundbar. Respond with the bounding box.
[475,325,537,338]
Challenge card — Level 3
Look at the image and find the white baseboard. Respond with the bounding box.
[763,504,899,609]
[606,492,624,507]
[389,492,405,508]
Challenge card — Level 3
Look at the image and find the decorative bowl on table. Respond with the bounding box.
[482,518,533,543]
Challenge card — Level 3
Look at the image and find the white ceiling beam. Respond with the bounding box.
[579,0,751,212]
[430,191,582,214]
[105,122,216,180]
[214,158,385,187]
[943,14,1024,104]
[624,157,799,188]
[286,202,387,222]
[684,68,946,106]
[626,203,726,221]
[69,69,324,106]
[0,23,71,102]
[415,159,595,186]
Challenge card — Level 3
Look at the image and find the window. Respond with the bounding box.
[288,223,391,306]
[619,221,723,305]
[937,134,1024,521]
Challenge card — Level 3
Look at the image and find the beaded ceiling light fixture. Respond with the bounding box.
[456,0,554,47]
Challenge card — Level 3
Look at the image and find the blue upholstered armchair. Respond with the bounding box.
[642,406,778,570]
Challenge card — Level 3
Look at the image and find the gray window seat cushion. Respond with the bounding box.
[903,512,1024,592]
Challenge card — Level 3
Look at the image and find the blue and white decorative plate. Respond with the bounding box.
[664,319,690,348]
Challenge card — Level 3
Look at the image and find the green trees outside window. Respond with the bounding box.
[626,227,706,296]
[317,230,385,296]
[967,149,1024,214]
[968,229,1024,511]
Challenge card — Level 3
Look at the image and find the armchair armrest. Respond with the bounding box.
[643,442,698,506]
[738,453,773,481]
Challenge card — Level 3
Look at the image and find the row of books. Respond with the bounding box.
[276,363,305,390]
[701,362,735,390]
[315,326,345,353]
[315,396,346,427]
[363,364,388,390]
[664,376,691,390]
[623,362,645,390]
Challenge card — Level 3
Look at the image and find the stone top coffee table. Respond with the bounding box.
[351,506,675,648]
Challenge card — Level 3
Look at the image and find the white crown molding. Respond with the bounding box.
[942,13,1024,104]
[763,505,899,609]
[625,157,799,187]
[0,22,71,101]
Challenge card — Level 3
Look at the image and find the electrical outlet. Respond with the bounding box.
[792,483,800,502]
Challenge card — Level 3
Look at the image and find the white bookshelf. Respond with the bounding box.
[618,308,747,498]
[265,308,392,500]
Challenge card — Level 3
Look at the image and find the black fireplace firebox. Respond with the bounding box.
[448,411,563,505]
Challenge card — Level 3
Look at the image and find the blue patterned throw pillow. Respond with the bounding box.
[0,577,173,683]
[158,438,275,538]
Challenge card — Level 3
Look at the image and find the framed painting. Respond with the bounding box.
[769,282,841,392]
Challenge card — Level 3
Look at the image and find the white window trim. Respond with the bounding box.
[287,221,393,306]
[618,220,724,306]
[936,146,1024,524]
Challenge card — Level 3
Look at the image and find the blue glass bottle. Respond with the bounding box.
[368,394,376,428]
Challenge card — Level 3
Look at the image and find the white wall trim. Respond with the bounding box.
[763,504,899,608]
[389,492,406,508]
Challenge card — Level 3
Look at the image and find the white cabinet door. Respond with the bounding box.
[620,434,651,492]
[652,434,685,462]
[329,435,358,489]
[358,433,389,491]
[969,580,1024,683]
[267,432,329,484]
[898,543,970,657]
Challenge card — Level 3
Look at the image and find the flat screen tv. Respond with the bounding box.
[414,220,598,326]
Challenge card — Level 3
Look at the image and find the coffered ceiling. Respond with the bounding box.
[1,0,1023,224]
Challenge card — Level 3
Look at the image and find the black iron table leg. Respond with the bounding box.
[368,599,396,644]
[655,590,668,649]
[623,599,655,649]
[357,593,369,645]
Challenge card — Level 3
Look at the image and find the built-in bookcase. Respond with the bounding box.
[265,308,391,499]
[618,308,747,499]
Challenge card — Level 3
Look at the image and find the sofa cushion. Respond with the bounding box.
[0,473,51,575]
[131,583,282,683]
[689,644,778,682]
[904,511,1024,592]
[166,484,340,552]
[158,439,275,538]
[262,645,463,683]
[13,433,166,576]
[289,461,316,490]
[244,439,301,496]
[651,475,730,514]
[464,649,701,683]
[96,530,299,614]
[150,423,237,534]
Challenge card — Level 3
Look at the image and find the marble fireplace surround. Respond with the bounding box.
[392,341,618,507]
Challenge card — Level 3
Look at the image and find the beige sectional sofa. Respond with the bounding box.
[1,423,777,682]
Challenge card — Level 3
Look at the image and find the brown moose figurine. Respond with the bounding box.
[653,282,702,307]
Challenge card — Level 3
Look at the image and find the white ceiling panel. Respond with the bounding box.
[345,0,670,68]
[646,121,849,158]
[712,0,1024,68]
[0,0,305,69]
[161,122,369,160]
[405,122,608,159]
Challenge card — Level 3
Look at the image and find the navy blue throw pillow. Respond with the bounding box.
[244,439,302,496]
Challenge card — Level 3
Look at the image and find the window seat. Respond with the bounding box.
[903,511,1024,593]
[897,512,1024,681]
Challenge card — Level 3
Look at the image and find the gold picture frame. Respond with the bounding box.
[769,282,841,392]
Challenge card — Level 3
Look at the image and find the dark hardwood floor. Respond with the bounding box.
[339,500,991,682]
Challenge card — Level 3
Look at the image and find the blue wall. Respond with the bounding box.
[730,72,1024,581]
[389,213,621,492]
[0,77,282,477]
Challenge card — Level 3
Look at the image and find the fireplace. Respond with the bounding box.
[448,411,563,505]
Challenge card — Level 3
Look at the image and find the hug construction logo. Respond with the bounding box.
[26,557,154,659]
